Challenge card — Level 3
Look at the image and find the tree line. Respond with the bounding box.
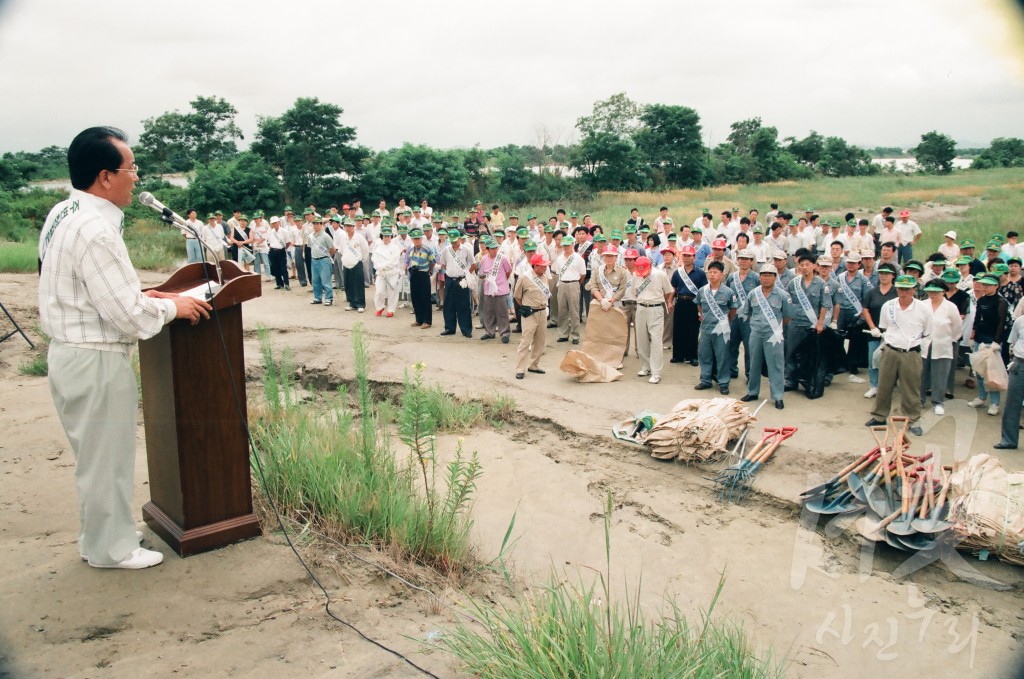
[1,92,1022,241]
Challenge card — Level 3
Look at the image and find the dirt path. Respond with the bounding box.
[2,271,1022,678]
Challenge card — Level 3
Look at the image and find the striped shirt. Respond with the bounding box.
[38,189,176,352]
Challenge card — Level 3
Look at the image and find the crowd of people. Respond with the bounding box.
[187,198,1024,441]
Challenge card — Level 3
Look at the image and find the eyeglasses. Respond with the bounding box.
[110,164,139,175]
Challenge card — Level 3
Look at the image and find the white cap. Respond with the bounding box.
[944,230,957,240]
[759,263,777,275]
[269,216,280,224]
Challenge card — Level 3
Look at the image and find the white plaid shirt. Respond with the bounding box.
[38,189,175,352]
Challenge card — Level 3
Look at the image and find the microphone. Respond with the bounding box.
[138,192,192,232]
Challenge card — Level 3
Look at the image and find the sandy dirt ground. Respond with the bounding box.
[2,268,1023,679]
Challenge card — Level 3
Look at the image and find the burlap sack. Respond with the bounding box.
[558,303,628,383]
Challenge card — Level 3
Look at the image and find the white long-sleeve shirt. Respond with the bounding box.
[920,298,964,359]
[371,239,402,274]
[38,189,176,352]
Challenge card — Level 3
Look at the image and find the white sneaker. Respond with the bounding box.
[345,306,355,311]
[848,374,865,383]
[864,387,878,398]
[80,530,144,561]
[88,546,163,570]
[637,369,650,377]
[357,308,365,313]
[649,375,661,384]
[967,398,986,408]
[988,404,1000,416]
[934,404,945,416]
[616,362,624,370]
[399,302,408,309]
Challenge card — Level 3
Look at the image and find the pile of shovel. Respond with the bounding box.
[802,417,953,550]
[713,425,797,502]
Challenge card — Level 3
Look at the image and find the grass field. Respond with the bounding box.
[0,242,38,273]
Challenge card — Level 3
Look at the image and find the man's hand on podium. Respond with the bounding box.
[168,294,212,325]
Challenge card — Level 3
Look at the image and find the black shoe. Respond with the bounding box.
[310,300,322,305]
[557,338,569,343]
[528,368,545,374]
[945,392,954,400]
[730,371,739,379]
[547,323,557,328]
[688,359,699,366]
[480,335,495,340]
[694,383,713,391]
[274,285,283,290]
[513,327,522,333]
[865,418,887,427]
[571,339,579,345]
[670,358,684,363]
[994,442,1017,450]
[300,283,307,287]
[501,335,510,344]
[440,330,455,336]
[908,426,923,437]
[719,386,730,395]
[775,400,785,410]
[515,373,525,380]
[463,334,473,338]
[740,394,758,402]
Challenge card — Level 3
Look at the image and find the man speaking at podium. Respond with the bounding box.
[38,127,212,569]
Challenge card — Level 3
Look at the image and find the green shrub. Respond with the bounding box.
[0,241,39,273]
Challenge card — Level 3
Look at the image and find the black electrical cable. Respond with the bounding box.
[192,258,442,679]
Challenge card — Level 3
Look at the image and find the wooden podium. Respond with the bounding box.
[138,260,263,556]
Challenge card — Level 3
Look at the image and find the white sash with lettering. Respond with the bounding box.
[792,279,819,325]
[484,254,505,295]
[754,287,785,345]
[599,267,615,297]
[838,273,864,314]
[729,272,749,307]
[532,273,551,299]
[702,286,731,338]
[557,253,579,281]
[678,268,699,296]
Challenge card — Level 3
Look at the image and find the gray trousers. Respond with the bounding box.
[48,343,140,565]
[481,294,511,338]
[746,329,786,401]
[921,352,952,406]
[635,304,665,376]
[999,360,1024,447]
[698,327,731,387]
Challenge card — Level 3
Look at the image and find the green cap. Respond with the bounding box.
[447,229,460,239]
[663,217,674,225]
[624,224,637,234]
[955,255,973,266]
[610,229,623,240]
[992,234,1007,243]
[206,213,215,219]
[215,210,223,215]
[283,205,293,212]
[432,215,443,223]
[639,224,650,232]
[701,207,710,214]
[494,229,505,237]
[509,213,519,220]
[904,261,925,273]
[369,209,380,217]
[594,233,607,243]
[752,226,764,234]
[398,224,409,234]
[667,233,678,241]
[788,219,799,227]
[978,274,1000,286]
[343,218,356,226]
[560,236,574,246]
[960,238,975,248]
[253,210,264,218]
[524,240,538,252]
[923,280,946,293]
[940,268,961,283]
[543,224,554,233]
[527,214,536,220]
[330,214,342,223]
[311,216,321,223]
[409,228,423,238]
[379,226,393,236]
[570,211,580,218]
[992,262,1010,274]
[517,227,529,237]
[894,275,918,288]
[986,241,1001,251]
[692,226,703,234]
[303,208,314,215]
[847,219,856,227]
[805,207,814,212]
[484,238,497,249]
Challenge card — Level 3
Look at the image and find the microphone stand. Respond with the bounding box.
[159,213,220,300]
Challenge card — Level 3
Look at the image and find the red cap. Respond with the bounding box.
[342,204,351,210]
[680,245,696,255]
[530,253,550,267]
[602,245,619,256]
[661,246,676,254]
[899,210,910,218]
[712,237,728,249]
[624,248,639,259]
[635,256,652,277]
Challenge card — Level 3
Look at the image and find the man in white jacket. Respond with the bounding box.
[371,226,402,317]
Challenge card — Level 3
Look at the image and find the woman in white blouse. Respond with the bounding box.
[920,279,965,415]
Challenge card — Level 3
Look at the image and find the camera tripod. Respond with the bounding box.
[0,299,34,348]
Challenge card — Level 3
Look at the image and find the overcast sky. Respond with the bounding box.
[1,0,1022,154]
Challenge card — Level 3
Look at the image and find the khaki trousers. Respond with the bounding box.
[557,281,581,340]
[48,343,140,565]
[516,309,547,372]
[635,304,665,376]
[871,345,923,423]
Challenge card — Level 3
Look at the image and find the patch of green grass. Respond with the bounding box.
[124,219,185,270]
[17,324,49,376]
[251,324,483,575]
[441,494,784,678]
[0,241,39,273]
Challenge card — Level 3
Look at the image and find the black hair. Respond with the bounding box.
[590,225,603,235]
[556,208,566,216]
[926,252,946,263]
[797,253,817,264]
[721,211,732,219]
[707,260,725,272]
[659,206,668,211]
[68,126,128,190]
[858,219,869,226]
[740,216,750,225]
[553,229,566,239]
[736,232,750,246]
[925,280,948,292]
[492,204,499,210]
[882,207,893,214]
[844,212,855,222]
[647,233,661,247]
[770,223,782,231]
[830,240,845,249]
[770,203,778,210]
[884,216,896,225]
[881,241,897,251]
[1008,231,1019,239]
[631,207,639,213]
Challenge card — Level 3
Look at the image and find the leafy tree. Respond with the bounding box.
[817,137,878,177]
[912,131,957,174]
[711,118,809,184]
[136,96,242,174]
[187,152,283,215]
[358,144,469,208]
[252,97,368,205]
[137,110,190,175]
[496,148,532,202]
[571,93,650,191]
[786,131,825,167]
[633,104,706,188]
[972,137,1024,169]
[576,92,641,138]
[0,152,36,192]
